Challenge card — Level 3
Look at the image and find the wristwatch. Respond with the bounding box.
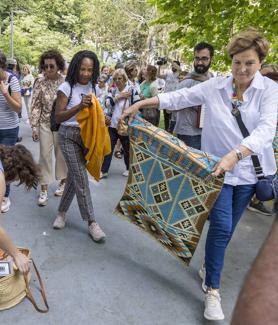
[234,148,243,161]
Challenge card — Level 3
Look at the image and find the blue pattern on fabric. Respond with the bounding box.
[115,117,224,265]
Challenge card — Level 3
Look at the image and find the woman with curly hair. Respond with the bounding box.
[0,52,22,213]
[53,50,106,242]
[0,144,40,274]
[30,49,67,207]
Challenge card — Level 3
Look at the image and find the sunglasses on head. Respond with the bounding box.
[43,64,56,70]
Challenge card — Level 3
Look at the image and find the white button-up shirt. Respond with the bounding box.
[158,71,278,186]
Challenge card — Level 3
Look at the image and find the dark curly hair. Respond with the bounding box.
[66,50,100,88]
[39,49,65,72]
[0,144,40,190]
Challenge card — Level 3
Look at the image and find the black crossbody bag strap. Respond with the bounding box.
[231,103,264,179]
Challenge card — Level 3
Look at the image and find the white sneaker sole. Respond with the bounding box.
[53,224,66,230]
[38,200,48,206]
[204,311,224,321]
[1,207,10,213]
[54,192,63,197]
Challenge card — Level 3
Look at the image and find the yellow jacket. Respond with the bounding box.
[77,95,111,181]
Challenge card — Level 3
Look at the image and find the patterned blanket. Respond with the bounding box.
[115,117,224,266]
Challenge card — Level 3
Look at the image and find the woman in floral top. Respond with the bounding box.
[30,49,67,206]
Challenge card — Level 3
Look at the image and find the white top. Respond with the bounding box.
[58,81,95,127]
[164,71,180,93]
[105,85,140,128]
[158,71,278,186]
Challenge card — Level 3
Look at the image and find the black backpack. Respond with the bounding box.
[50,87,72,132]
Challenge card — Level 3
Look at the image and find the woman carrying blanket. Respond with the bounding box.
[53,50,106,242]
[121,29,278,321]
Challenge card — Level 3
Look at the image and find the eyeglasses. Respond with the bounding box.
[43,64,56,70]
[113,77,124,81]
[194,56,210,63]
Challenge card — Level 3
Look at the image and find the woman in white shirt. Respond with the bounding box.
[53,50,106,242]
[21,65,34,117]
[101,68,140,178]
[121,29,278,321]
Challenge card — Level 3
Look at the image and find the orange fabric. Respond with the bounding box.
[77,95,111,182]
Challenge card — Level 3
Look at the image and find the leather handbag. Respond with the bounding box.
[231,104,277,201]
[0,247,49,313]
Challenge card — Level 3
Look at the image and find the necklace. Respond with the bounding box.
[231,80,243,108]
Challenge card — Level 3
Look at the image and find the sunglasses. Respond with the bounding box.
[43,64,56,70]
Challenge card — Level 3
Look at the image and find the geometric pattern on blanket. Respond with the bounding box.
[115,117,224,266]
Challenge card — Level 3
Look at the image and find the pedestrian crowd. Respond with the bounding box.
[0,27,278,321]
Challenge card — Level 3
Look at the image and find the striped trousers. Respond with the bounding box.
[58,125,95,222]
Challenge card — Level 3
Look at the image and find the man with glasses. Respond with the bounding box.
[174,42,214,150]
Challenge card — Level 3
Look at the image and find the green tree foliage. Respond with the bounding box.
[149,0,278,70]
[0,0,159,67]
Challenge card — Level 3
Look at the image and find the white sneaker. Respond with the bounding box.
[100,172,108,179]
[38,191,48,206]
[199,264,208,292]
[88,222,106,242]
[53,214,66,229]
[55,182,65,197]
[1,197,11,213]
[122,170,129,177]
[204,289,225,321]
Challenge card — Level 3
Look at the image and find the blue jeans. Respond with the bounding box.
[177,134,201,150]
[205,183,256,288]
[0,127,19,197]
[101,127,129,173]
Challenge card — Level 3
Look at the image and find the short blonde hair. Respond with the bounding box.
[112,68,128,82]
[124,61,137,79]
[22,64,31,74]
[227,28,269,62]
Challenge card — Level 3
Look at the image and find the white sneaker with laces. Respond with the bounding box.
[55,182,65,197]
[199,264,208,292]
[38,190,48,206]
[204,288,225,321]
[122,170,129,177]
[53,214,66,229]
[1,197,11,213]
[88,222,106,242]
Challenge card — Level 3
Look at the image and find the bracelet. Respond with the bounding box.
[234,148,243,161]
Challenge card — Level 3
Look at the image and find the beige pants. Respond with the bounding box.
[39,123,68,185]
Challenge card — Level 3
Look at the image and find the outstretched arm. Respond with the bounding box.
[0,171,30,274]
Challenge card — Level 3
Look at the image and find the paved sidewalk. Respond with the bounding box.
[1,123,274,325]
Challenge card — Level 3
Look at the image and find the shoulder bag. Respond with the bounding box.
[231,104,277,201]
[0,247,49,313]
